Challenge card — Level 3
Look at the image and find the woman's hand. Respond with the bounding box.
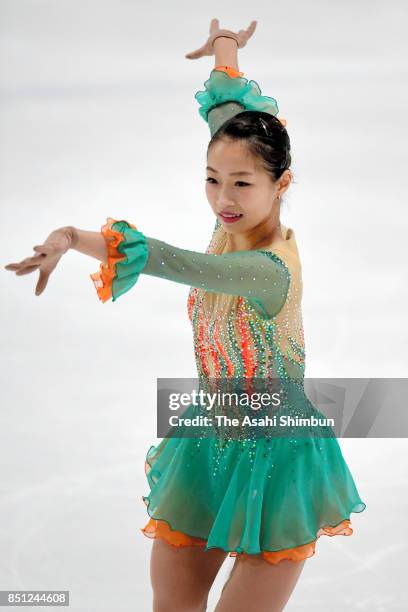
[4,226,75,296]
[185,18,257,60]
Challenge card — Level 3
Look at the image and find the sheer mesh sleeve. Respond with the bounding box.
[143,236,290,319]
[90,217,290,319]
[207,101,246,139]
[195,67,280,137]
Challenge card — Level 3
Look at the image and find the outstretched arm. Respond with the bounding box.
[89,218,291,320]
[4,218,290,318]
[4,225,110,296]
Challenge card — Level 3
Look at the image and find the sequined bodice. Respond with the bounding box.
[187,222,306,382]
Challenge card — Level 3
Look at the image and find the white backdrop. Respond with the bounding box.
[1,1,407,610]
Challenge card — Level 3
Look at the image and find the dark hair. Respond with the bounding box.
[208,110,292,184]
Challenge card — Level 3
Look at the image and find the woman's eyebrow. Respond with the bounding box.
[206,166,254,176]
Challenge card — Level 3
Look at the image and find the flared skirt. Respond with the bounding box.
[140,432,366,565]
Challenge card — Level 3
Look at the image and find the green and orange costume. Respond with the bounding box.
[90,67,366,565]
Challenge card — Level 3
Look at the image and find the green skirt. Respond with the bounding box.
[140,418,366,564]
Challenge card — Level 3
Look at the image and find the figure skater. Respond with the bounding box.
[5,18,366,612]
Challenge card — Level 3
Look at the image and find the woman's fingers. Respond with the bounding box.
[5,255,51,294]
[5,253,44,272]
[185,18,219,59]
[185,44,207,60]
[35,270,49,296]
[185,18,258,59]
[5,259,37,271]
[5,229,68,295]
[16,264,40,276]
[246,20,257,38]
[237,21,257,46]
[209,18,220,34]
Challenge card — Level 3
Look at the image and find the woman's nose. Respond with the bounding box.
[216,186,235,206]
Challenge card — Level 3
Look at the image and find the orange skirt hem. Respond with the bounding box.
[140,514,354,566]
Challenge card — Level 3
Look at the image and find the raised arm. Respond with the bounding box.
[206,38,246,137]
[212,36,241,74]
[186,19,284,137]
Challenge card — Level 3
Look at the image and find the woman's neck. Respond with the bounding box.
[224,218,283,252]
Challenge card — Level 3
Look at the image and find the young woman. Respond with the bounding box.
[5,18,366,612]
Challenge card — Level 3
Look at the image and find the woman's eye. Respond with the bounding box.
[205,178,250,187]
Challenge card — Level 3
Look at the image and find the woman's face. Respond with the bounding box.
[205,137,285,232]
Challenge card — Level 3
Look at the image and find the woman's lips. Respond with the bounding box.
[218,212,243,224]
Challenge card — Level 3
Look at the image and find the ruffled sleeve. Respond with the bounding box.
[194,67,282,137]
[90,216,291,318]
[90,217,149,303]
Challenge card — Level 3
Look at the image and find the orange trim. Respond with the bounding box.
[90,217,138,303]
[214,65,244,78]
[241,520,353,565]
[140,516,353,565]
[141,517,207,547]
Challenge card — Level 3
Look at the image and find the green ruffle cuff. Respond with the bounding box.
[195,69,280,136]
[90,217,149,302]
